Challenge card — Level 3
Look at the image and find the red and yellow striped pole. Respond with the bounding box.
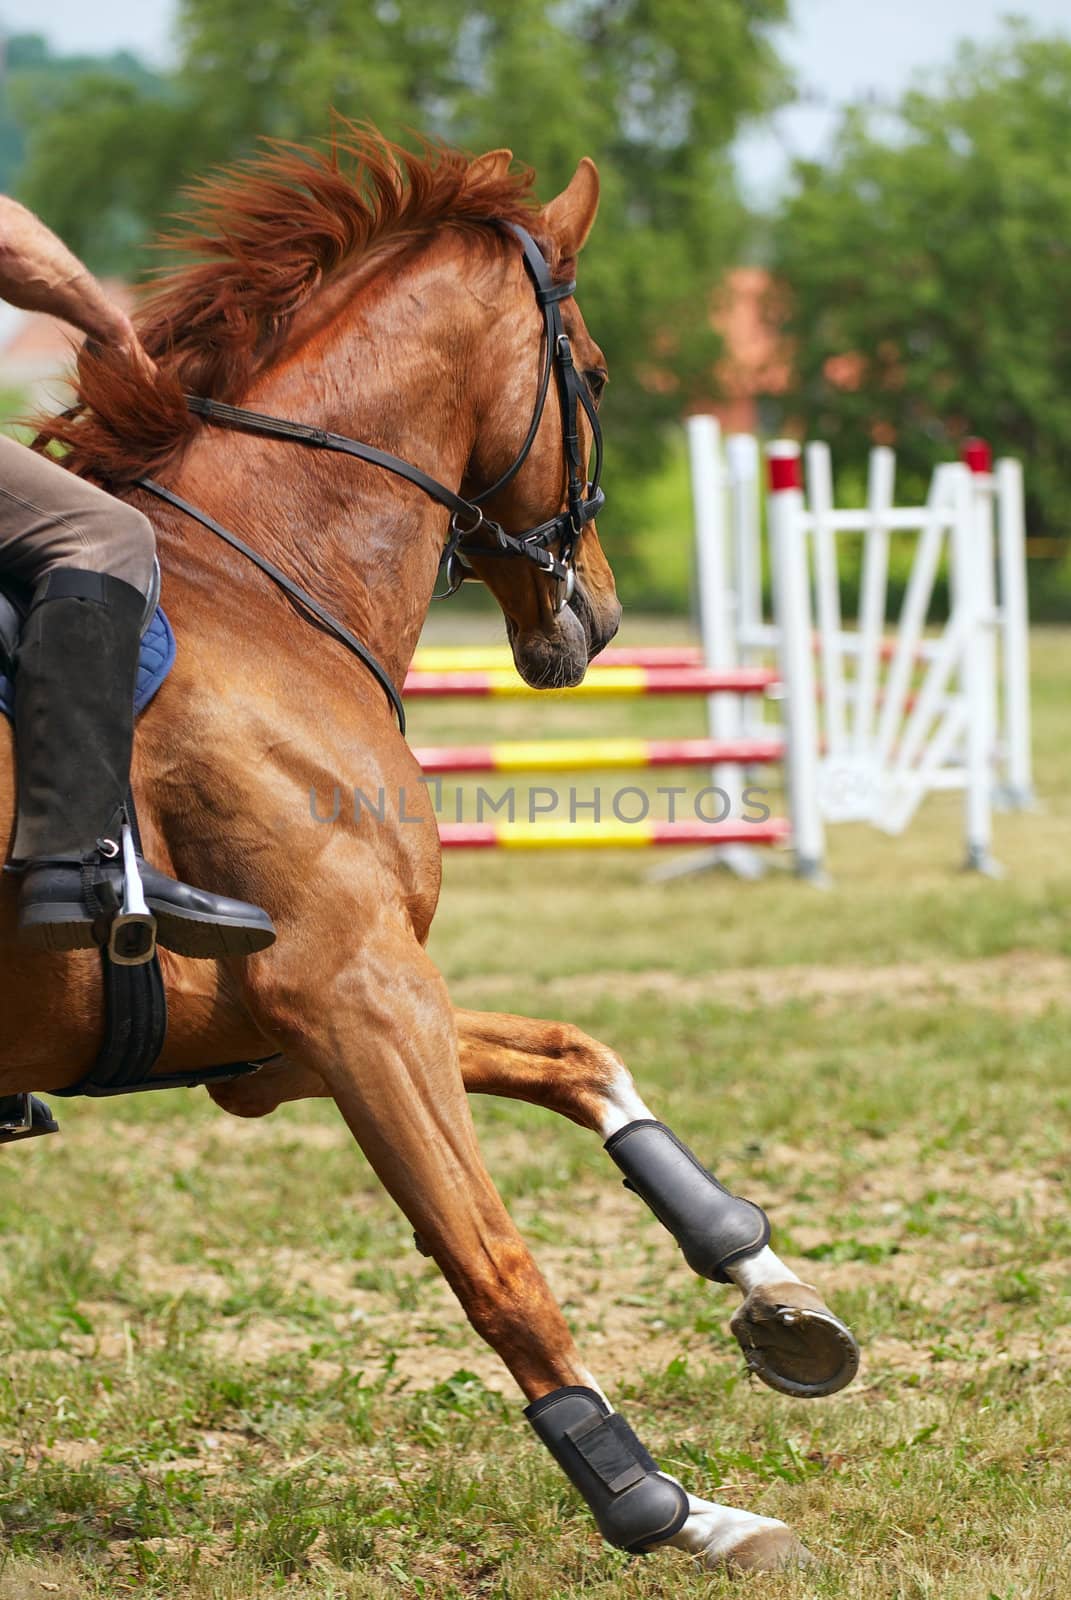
[412,644,705,672]
[415,735,784,775]
[403,665,779,698]
[438,818,790,849]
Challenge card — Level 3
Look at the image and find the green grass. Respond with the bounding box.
[2,621,1070,1597]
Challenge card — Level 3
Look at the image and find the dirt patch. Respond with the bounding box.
[0,1560,86,1600]
[24,1137,1060,1402]
[451,950,1071,1017]
[39,1438,102,1468]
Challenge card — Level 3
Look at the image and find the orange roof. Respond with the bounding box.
[706,266,789,435]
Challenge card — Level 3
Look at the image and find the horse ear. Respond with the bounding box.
[469,148,514,182]
[541,158,600,257]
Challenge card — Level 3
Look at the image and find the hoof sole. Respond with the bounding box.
[730,1280,860,1399]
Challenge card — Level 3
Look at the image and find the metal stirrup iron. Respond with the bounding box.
[106,818,157,966]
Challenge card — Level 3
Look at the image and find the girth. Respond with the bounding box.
[51,789,274,1098]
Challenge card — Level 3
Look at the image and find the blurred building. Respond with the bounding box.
[707,266,788,435]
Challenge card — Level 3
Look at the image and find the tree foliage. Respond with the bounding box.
[13,0,788,556]
[0,34,159,194]
[769,22,1071,543]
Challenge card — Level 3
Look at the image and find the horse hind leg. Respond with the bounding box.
[455,1007,860,1401]
[205,1007,859,1399]
[240,932,809,1572]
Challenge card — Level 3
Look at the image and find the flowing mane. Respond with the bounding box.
[33,125,551,487]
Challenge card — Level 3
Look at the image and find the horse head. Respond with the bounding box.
[456,154,622,688]
[32,133,622,699]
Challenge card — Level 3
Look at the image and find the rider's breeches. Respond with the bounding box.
[0,434,155,596]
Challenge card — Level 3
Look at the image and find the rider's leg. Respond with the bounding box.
[0,438,276,957]
[0,432,157,595]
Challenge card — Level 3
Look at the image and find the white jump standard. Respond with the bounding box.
[685,416,1033,878]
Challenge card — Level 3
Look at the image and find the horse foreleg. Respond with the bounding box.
[242,934,808,1573]
[455,1007,859,1401]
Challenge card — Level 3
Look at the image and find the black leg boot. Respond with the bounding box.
[9,568,276,959]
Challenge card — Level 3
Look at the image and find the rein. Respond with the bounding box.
[137,475,409,732]
[137,222,604,735]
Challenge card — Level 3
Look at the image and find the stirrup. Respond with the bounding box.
[0,1094,60,1145]
[106,821,156,966]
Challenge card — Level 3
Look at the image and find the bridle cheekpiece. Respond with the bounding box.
[439,222,605,604]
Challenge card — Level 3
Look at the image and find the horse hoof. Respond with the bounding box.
[729,1280,860,1399]
[724,1525,814,1572]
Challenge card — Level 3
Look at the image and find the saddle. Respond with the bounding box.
[0,572,176,716]
[0,571,270,1143]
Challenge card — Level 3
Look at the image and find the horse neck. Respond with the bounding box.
[151,235,489,692]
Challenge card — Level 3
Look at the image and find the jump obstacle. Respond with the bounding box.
[407,643,792,854]
[685,419,1032,877]
[410,421,1031,872]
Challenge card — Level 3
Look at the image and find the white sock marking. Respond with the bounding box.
[663,1493,791,1565]
[571,1373,794,1570]
[726,1245,802,1295]
[576,1368,611,1407]
[597,1067,654,1138]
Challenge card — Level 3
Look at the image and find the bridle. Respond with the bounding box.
[439,222,604,601]
[138,222,604,737]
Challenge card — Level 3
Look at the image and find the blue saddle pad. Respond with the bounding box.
[0,605,176,723]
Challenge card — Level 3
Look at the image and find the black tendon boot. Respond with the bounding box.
[9,569,276,959]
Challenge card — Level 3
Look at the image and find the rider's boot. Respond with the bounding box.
[7,568,276,959]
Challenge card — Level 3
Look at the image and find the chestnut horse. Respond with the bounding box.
[2,134,857,1573]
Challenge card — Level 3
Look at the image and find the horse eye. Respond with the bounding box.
[584,368,607,403]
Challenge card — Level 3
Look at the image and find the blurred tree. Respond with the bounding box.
[769,22,1071,544]
[12,0,789,560]
[0,34,160,193]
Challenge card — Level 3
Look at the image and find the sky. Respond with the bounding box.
[3,0,1071,201]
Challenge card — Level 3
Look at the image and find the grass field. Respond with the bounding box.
[2,614,1070,1599]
